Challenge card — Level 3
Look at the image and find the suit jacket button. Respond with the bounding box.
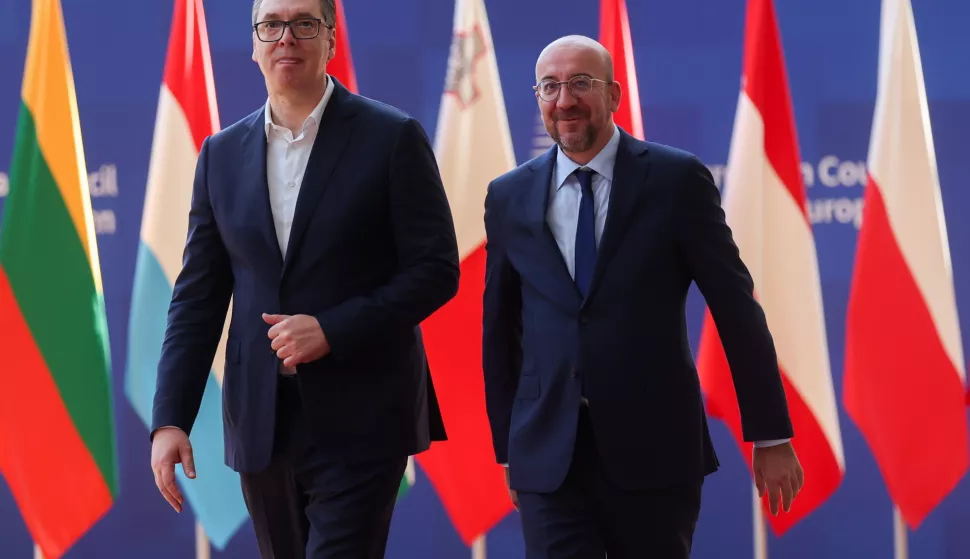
[579,314,589,324]
[571,368,579,378]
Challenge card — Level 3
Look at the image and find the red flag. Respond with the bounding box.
[328,0,357,93]
[696,0,844,535]
[843,0,967,528]
[415,0,517,545]
[598,0,643,139]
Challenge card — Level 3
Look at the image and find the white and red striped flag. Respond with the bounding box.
[696,0,845,539]
[415,0,517,554]
[598,0,642,140]
[844,0,967,533]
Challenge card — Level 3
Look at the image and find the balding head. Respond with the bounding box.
[535,35,614,83]
[533,35,621,163]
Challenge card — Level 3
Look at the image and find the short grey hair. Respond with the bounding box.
[252,0,336,27]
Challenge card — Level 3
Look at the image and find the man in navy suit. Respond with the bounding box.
[482,35,804,558]
[149,0,459,556]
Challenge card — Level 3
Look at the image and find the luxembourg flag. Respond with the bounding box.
[124,0,249,552]
[843,0,967,533]
[696,0,845,542]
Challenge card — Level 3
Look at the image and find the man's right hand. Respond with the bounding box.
[151,427,196,513]
[504,466,519,511]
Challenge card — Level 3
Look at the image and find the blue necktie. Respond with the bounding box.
[574,167,596,298]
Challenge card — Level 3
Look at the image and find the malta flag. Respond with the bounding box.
[598,0,643,140]
[415,0,517,545]
[843,0,967,529]
[124,0,249,549]
[696,0,845,534]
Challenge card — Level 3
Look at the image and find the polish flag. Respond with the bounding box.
[415,0,517,549]
[843,0,967,529]
[696,0,845,535]
[598,0,642,140]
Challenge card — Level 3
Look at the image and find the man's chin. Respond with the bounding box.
[557,134,592,153]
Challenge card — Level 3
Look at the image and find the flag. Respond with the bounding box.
[0,0,117,557]
[124,0,249,549]
[843,0,967,528]
[696,0,844,534]
[598,0,643,140]
[398,456,416,498]
[329,0,357,93]
[414,0,517,544]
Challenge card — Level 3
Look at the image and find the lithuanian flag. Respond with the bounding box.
[0,1,118,557]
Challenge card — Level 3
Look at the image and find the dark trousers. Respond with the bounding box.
[240,376,407,559]
[517,406,703,559]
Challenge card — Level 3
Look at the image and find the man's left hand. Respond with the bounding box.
[752,442,804,516]
[263,313,330,368]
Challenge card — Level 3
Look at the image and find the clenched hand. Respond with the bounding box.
[263,313,330,368]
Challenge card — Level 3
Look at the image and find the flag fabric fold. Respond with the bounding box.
[598,0,643,140]
[696,0,845,535]
[414,0,517,544]
[0,0,118,557]
[329,0,357,94]
[124,0,249,549]
[843,0,968,529]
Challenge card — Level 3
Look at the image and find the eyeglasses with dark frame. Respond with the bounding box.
[254,18,333,42]
[533,75,613,102]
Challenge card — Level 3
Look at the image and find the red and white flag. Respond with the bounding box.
[696,0,844,535]
[598,0,642,140]
[844,0,967,529]
[415,0,517,547]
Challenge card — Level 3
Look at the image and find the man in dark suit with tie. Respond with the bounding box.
[148,0,459,556]
[482,35,804,558]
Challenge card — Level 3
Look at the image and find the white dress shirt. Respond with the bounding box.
[263,75,334,375]
[544,125,787,449]
[264,75,334,257]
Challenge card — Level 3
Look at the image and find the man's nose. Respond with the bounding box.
[278,24,297,44]
[556,86,578,109]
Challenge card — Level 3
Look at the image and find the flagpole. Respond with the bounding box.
[471,534,486,559]
[753,487,767,559]
[893,506,908,559]
[196,522,211,559]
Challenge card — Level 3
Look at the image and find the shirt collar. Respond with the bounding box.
[554,124,621,190]
[264,74,334,137]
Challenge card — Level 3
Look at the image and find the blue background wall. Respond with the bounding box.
[1,0,969,557]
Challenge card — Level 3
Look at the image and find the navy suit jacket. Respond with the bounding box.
[482,129,794,493]
[152,78,459,473]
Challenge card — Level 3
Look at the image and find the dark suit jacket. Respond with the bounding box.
[482,128,793,494]
[152,78,459,473]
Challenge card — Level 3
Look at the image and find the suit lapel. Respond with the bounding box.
[282,79,359,276]
[520,148,583,309]
[584,131,651,306]
[241,108,284,270]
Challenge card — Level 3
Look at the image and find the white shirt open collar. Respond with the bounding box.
[263,74,334,139]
